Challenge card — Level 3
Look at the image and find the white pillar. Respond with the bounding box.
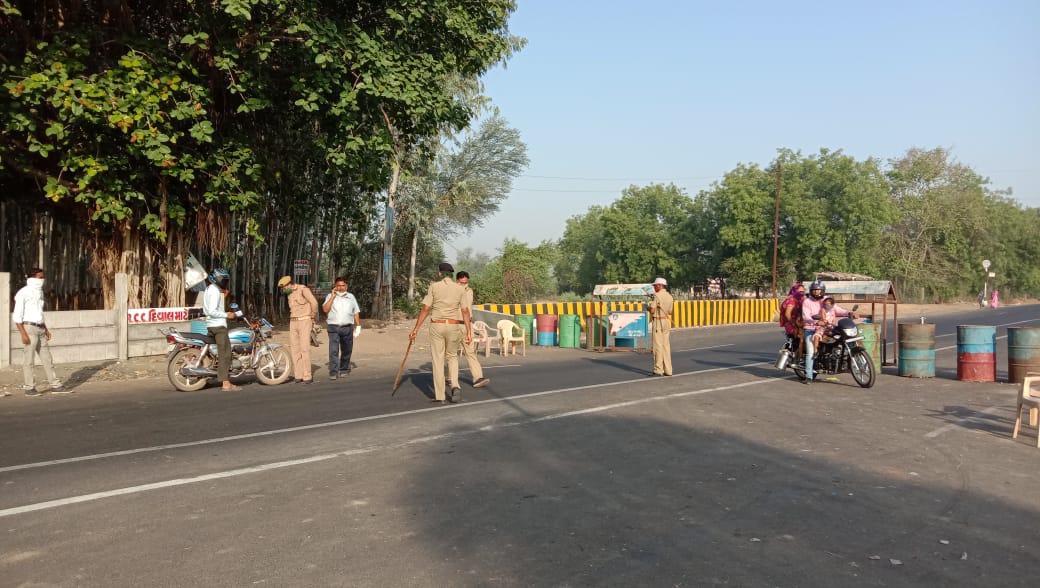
[0,273,10,368]
[115,273,128,361]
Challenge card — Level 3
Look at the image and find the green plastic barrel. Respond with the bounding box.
[513,314,535,345]
[898,323,935,378]
[859,323,882,370]
[587,316,608,348]
[559,314,581,348]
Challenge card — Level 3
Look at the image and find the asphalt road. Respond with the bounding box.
[1,304,1038,587]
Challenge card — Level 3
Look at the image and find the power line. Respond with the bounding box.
[521,174,721,181]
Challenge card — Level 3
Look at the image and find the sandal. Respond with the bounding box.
[222,384,243,391]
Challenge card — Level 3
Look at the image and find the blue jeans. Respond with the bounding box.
[328,324,354,375]
[803,330,816,380]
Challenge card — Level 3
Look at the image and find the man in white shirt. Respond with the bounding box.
[12,268,65,395]
[322,277,361,380]
[203,268,243,391]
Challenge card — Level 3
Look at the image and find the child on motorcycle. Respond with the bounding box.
[811,296,837,346]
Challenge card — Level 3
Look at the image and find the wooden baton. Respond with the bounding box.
[392,337,415,394]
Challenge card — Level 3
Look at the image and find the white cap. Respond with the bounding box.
[652,277,667,286]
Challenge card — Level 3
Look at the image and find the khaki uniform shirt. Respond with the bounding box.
[651,289,674,321]
[422,277,466,321]
[461,285,474,309]
[288,285,318,319]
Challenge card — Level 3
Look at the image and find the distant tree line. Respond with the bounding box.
[459,147,1039,306]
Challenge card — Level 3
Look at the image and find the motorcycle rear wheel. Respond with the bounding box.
[255,346,292,385]
[849,348,876,388]
[168,348,212,392]
[792,362,808,381]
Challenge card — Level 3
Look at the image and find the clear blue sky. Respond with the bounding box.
[448,0,1040,257]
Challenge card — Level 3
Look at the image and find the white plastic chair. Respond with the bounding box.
[471,321,494,358]
[497,319,526,357]
[1012,372,1040,447]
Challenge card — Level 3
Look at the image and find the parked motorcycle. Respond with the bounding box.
[775,308,876,388]
[161,305,292,391]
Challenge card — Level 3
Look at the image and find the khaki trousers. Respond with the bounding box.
[652,318,672,376]
[459,325,483,380]
[23,324,59,388]
[430,322,461,401]
[289,318,313,381]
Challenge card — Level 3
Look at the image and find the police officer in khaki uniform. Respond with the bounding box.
[409,263,472,403]
[649,277,673,376]
[456,271,490,389]
[279,275,319,384]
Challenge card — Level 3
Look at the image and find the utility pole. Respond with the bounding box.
[771,163,781,299]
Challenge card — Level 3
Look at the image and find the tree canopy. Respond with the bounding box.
[556,147,1039,302]
[1,0,520,307]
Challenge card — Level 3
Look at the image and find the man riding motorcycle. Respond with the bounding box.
[801,280,856,385]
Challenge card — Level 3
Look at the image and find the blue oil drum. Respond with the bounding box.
[956,325,996,382]
[1008,326,1040,384]
[898,323,935,378]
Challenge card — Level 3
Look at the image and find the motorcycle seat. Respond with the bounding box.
[183,331,216,344]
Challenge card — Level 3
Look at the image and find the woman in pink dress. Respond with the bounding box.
[990,289,999,309]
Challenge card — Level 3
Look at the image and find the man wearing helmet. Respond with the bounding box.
[800,280,856,385]
[203,268,242,391]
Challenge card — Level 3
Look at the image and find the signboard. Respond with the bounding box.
[593,283,653,299]
[128,307,192,324]
[293,259,310,276]
[608,312,648,338]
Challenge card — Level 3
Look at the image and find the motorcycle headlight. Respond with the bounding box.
[843,327,858,337]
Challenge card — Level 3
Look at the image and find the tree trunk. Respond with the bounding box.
[372,156,402,319]
[408,228,418,301]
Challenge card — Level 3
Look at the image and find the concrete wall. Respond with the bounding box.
[2,272,192,367]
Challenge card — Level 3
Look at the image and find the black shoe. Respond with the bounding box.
[647,372,661,377]
[472,377,490,388]
[449,386,461,403]
[300,379,313,385]
[803,378,812,385]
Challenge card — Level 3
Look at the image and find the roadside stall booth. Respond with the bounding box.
[588,283,654,351]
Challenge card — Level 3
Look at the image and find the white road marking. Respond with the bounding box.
[0,361,771,474]
[412,364,522,374]
[936,335,1008,353]
[676,343,735,352]
[0,372,779,518]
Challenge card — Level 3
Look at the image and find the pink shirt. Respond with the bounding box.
[801,297,851,332]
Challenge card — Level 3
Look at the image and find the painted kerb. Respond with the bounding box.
[474,299,778,328]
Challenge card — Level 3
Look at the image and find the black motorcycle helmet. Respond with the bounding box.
[208,267,230,289]
[808,279,826,300]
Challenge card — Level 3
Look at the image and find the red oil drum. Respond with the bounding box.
[956,325,996,382]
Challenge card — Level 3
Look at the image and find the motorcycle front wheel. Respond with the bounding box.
[168,348,212,392]
[849,347,876,388]
[255,346,292,385]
